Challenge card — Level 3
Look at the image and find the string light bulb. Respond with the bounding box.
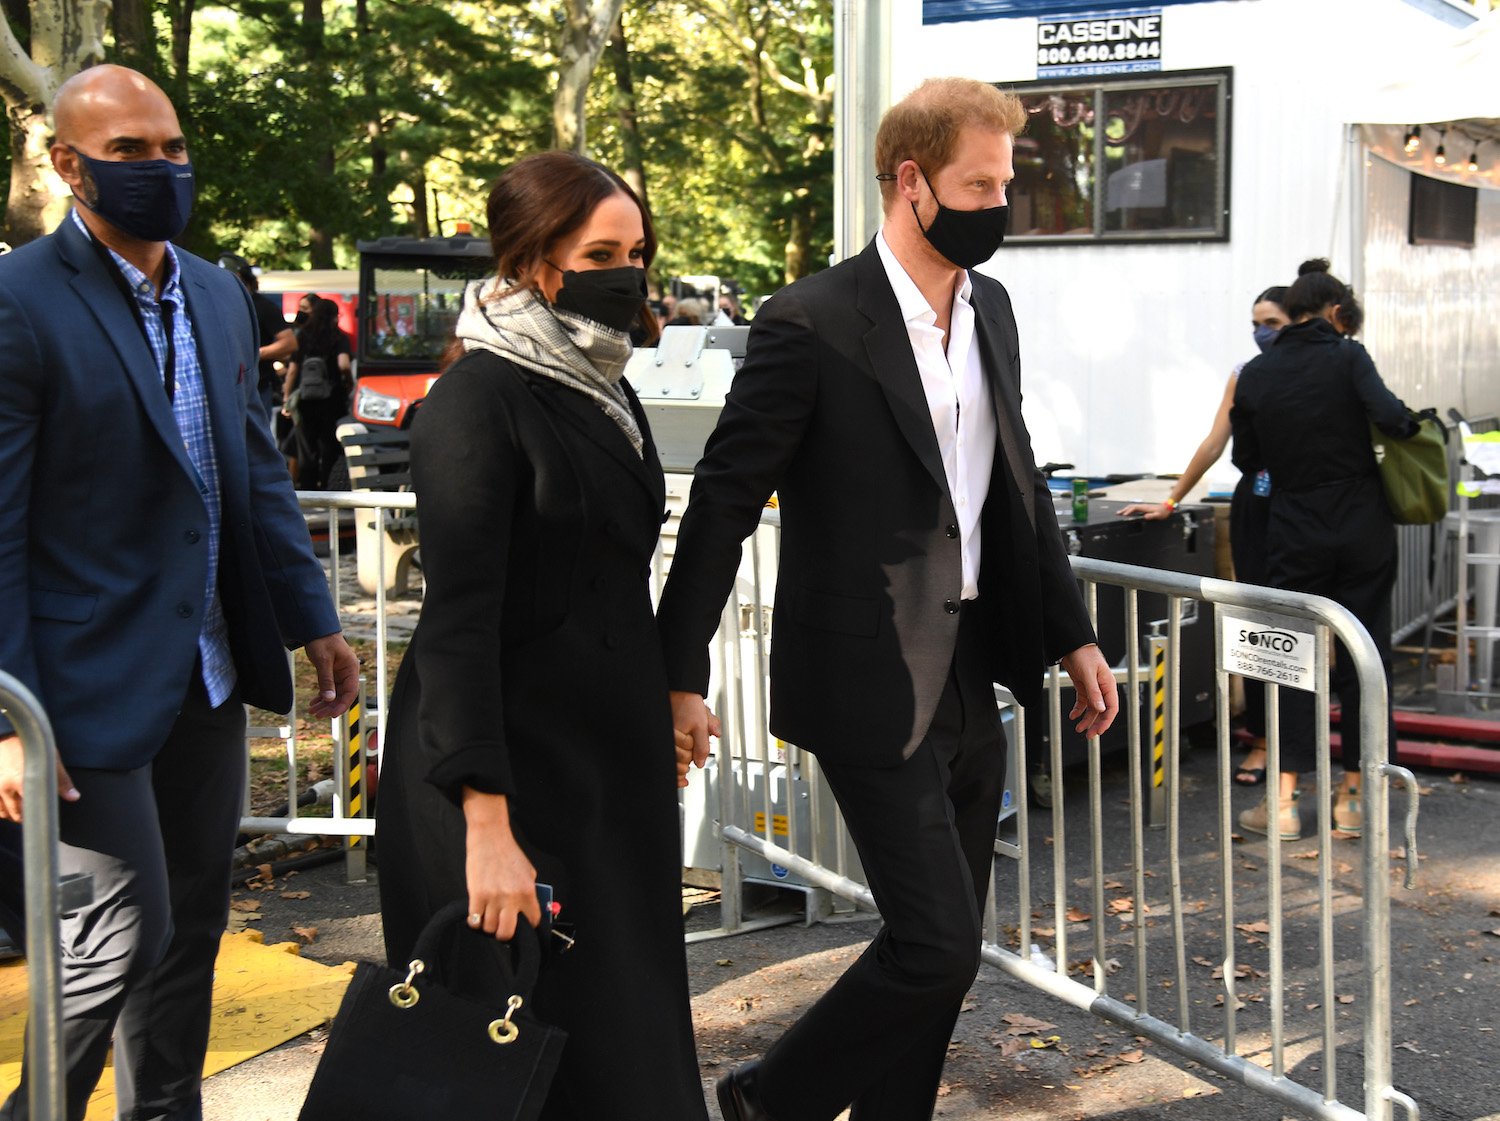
[1403,126,1421,155]
[1467,148,1480,173]
[1434,130,1447,166]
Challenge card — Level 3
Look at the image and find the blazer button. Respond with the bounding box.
[176,603,193,618]
[943,599,959,615]
[945,524,959,539]
[604,633,619,650]
[591,577,606,592]
[184,529,201,544]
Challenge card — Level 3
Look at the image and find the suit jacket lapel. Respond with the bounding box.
[854,242,948,498]
[56,217,199,487]
[971,287,1037,529]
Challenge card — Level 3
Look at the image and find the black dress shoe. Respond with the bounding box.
[716,1061,777,1121]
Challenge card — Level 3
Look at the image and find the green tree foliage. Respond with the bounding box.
[32,0,835,296]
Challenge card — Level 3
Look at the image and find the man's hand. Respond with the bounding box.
[1059,644,1118,738]
[303,633,360,719]
[0,733,80,823]
[670,691,721,772]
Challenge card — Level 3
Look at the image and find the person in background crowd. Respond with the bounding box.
[282,293,352,489]
[660,77,1116,1121]
[1120,283,1292,785]
[375,150,708,1121]
[667,296,708,326]
[0,64,358,1121]
[716,292,750,325]
[1230,258,1415,841]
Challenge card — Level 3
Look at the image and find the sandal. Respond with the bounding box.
[1234,765,1266,786]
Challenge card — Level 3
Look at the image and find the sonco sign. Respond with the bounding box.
[1221,611,1317,692]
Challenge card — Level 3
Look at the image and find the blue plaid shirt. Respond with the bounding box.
[74,210,237,705]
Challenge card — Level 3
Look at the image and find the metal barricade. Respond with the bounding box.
[693,524,1424,1121]
[237,492,415,874]
[0,670,67,1120]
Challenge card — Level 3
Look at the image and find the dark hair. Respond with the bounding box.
[1253,284,1289,310]
[1284,258,1350,321]
[1335,291,1364,336]
[486,151,658,343]
[298,294,344,359]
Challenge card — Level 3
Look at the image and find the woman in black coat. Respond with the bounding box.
[375,152,709,1121]
[1230,260,1415,843]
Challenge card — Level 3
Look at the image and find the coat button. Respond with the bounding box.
[184,529,201,544]
[591,577,606,592]
[176,603,193,618]
[943,599,959,615]
[604,634,619,650]
[945,524,958,539]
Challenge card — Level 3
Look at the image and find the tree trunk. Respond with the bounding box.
[302,0,334,267]
[552,0,626,153]
[166,0,194,96]
[606,14,647,212]
[410,170,429,238]
[112,0,158,76]
[0,0,110,245]
[356,0,387,183]
[785,204,810,285]
[4,102,62,244]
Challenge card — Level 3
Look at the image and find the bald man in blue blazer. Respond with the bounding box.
[0,66,358,1121]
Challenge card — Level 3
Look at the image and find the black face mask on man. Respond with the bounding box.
[70,147,195,244]
[547,264,648,334]
[911,165,1009,270]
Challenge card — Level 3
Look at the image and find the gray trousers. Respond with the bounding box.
[0,671,245,1121]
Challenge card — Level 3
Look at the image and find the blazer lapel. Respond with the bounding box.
[854,242,948,498]
[56,217,199,487]
[971,287,1037,529]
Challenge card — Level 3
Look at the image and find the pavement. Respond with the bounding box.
[198,717,1500,1121]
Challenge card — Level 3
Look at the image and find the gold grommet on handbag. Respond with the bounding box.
[488,994,524,1044]
[388,959,425,1009]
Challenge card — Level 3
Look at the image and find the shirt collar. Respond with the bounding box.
[875,228,973,327]
[70,206,183,305]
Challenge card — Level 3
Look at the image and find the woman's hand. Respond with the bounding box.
[461,789,542,941]
[1117,501,1173,520]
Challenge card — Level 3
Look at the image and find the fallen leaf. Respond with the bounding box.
[1404,998,1421,1006]
[1002,1012,1058,1035]
[1235,920,1270,935]
[292,925,318,943]
[1449,773,1469,784]
[1395,1041,1423,1053]
[1118,1050,1146,1063]
[256,862,274,882]
[229,898,262,912]
[1337,994,1356,1004]
[1029,1035,1062,1050]
[1066,906,1091,923]
[1192,955,1214,968]
[995,1037,1028,1057]
[936,1083,951,1097]
[1289,850,1319,861]
[280,890,311,900]
[716,959,733,966]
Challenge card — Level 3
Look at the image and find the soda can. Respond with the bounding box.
[1071,477,1089,523]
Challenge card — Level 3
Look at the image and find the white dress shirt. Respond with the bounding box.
[875,230,997,600]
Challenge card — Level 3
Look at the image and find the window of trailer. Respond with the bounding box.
[1005,70,1231,243]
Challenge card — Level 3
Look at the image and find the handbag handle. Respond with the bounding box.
[388,901,545,1039]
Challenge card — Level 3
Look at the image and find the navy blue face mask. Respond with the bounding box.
[1252,324,1280,353]
[71,147,195,243]
[913,165,1009,270]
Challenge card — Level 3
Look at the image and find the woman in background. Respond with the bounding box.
[1121,284,1291,785]
[1230,259,1414,841]
[282,294,352,489]
[375,151,708,1120]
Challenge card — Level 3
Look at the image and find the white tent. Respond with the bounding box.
[1350,10,1500,188]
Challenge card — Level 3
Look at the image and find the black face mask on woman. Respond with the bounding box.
[548,265,648,333]
[71,147,195,243]
[912,166,1009,270]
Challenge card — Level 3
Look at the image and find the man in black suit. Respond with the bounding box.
[659,78,1118,1121]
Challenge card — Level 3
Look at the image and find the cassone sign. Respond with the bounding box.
[922,0,1244,22]
[1036,9,1162,78]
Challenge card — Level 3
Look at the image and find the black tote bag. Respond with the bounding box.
[298,901,566,1120]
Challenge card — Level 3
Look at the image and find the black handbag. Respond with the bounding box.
[298,901,566,1120]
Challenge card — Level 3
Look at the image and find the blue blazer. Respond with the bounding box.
[0,213,341,769]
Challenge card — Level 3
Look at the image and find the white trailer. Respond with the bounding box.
[835,0,1500,483]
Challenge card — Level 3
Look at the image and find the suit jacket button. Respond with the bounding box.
[943,599,959,615]
[184,529,201,544]
[604,633,619,649]
[591,577,606,592]
[176,603,193,618]
[945,524,958,539]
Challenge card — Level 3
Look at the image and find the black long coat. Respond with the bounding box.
[375,350,708,1121]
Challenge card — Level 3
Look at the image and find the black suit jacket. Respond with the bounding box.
[656,239,1095,766]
